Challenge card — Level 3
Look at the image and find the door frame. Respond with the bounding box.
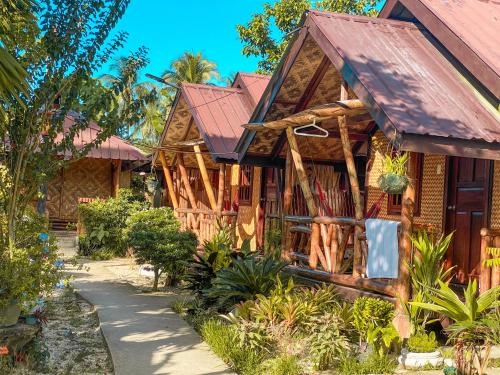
[443,156,493,273]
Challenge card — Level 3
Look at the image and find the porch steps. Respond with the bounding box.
[52,230,78,259]
[49,218,74,231]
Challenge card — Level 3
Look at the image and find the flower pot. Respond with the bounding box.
[25,316,38,325]
[398,349,444,369]
[378,173,409,194]
[0,303,21,327]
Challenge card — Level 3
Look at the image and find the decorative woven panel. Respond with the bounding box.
[162,96,194,164]
[490,161,500,229]
[366,131,446,231]
[47,159,112,221]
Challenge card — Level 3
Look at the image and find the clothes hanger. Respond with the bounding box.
[293,118,329,138]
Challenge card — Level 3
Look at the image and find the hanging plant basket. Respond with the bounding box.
[146,179,159,193]
[378,173,409,194]
[0,302,21,327]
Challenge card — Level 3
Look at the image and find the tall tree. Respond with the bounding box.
[237,0,381,73]
[0,0,131,253]
[162,52,220,86]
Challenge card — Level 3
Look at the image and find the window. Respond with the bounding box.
[387,153,423,215]
[238,165,253,205]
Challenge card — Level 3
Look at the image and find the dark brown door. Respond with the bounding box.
[445,157,491,284]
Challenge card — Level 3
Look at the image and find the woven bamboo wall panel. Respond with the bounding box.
[162,97,192,165]
[47,158,112,221]
[366,131,446,231]
[490,161,500,229]
[236,167,262,249]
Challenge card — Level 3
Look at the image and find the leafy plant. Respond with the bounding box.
[78,189,147,256]
[408,331,438,353]
[378,152,410,194]
[126,207,198,290]
[353,296,395,342]
[411,280,500,375]
[207,254,287,307]
[484,247,500,268]
[200,319,264,375]
[366,323,400,357]
[171,299,189,315]
[259,355,302,375]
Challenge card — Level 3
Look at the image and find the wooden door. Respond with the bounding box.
[445,157,491,283]
[257,168,282,249]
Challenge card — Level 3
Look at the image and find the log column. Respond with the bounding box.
[338,81,364,277]
[480,229,492,293]
[216,163,226,215]
[112,159,122,197]
[193,144,217,211]
[394,156,416,338]
[159,150,179,209]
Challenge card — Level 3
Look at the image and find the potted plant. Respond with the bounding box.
[145,176,159,193]
[378,151,410,194]
[399,331,443,369]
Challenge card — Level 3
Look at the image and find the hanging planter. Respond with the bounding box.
[378,152,410,194]
[0,301,21,327]
[146,177,159,193]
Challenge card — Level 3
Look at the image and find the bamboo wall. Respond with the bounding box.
[231,165,262,249]
[489,161,500,230]
[47,158,115,221]
[365,131,447,232]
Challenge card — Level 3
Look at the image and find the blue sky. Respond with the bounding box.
[96,0,268,82]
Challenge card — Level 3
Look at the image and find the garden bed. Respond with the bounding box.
[4,287,113,374]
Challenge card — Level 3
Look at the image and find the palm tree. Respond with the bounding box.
[162,52,220,86]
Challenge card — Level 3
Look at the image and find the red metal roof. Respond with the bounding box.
[308,11,500,149]
[179,76,269,161]
[232,72,272,107]
[380,0,500,98]
[57,113,148,161]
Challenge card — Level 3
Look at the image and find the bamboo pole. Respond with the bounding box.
[176,153,197,210]
[112,159,121,197]
[479,230,492,293]
[193,144,217,211]
[216,163,226,215]
[285,127,318,216]
[159,150,179,209]
[282,146,295,260]
[338,81,364,277]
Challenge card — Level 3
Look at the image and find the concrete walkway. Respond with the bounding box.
[68,259,232,375]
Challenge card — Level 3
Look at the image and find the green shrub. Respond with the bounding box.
[207,254,287,308]
[171,299,189,315]
[126,207,197,290]
[337,352,397,375]
[259,355,302,375]
[78,188,147,256]
[0,211,60,310]
[200,319,264,375]
[408,331,438,353]
[353,297,395,341]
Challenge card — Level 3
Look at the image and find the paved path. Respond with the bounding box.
[68,259,232,375]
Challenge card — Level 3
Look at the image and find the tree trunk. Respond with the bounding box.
[153,268,160,291]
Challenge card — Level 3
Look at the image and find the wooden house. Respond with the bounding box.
[47,112,149,229]
[153,73,272,248]
[235,2,500,332]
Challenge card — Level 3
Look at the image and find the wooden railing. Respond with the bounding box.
[480,228,500,292]
[175,208,237,247]
[284,214,436,297]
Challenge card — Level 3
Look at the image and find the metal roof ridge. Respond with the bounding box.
[180,82,241,92]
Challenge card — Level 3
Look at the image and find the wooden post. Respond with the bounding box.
[480,230,492,293]
[112,159,122,197]
[177,153,197,210]
[282,145,295,260]
[193,144,217,211]
[285,127,318,216]
[216,163,226,215]
[338,81,364,277]
[159,150,179,209]
[394,159,416,338]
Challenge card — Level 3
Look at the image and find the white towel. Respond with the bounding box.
[365,219,400,279]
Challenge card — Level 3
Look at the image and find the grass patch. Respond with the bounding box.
[200,319,264,375]
[171,299,189,315]
[259,355,302,375]
[336,353,397,375]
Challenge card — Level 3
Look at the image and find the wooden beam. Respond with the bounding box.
[285,127,318,216]
[243,100,366,131]
[193,144,217,211]
[216,163,226,214]
[176,153,197,210]
[338,81,364,277]
[112,159,121,197]
[174,138,205,147]
[282,146,295,260]
[159,150,179,209]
